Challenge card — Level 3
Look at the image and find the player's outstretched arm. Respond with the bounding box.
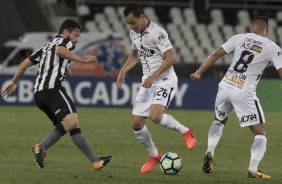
[116,50,138,88]
[2,58,33,98]
[56,46,97,64]
[190,47,226,81]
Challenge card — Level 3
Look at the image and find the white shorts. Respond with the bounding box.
[132,78,177,117]
[215,83,265,127]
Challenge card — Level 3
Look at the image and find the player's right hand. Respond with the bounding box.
[190,73,201,81]
[83,55,97,63]
[2,82,17,98]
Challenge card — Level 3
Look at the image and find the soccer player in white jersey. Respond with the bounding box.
[190,16,282,179]
[116,3,197,173]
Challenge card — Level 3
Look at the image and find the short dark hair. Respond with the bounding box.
[123,3,144,17]
[58,18,81,34]
[252,16,268,29]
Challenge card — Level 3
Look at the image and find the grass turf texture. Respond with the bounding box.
[0,106,281,184]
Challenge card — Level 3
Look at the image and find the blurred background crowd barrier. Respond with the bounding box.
[1,0,282,78]
[0,0,281,110]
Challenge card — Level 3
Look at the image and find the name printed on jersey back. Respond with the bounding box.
[240,39,263,52]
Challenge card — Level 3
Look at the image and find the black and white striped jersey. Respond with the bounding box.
[29,35,74,93]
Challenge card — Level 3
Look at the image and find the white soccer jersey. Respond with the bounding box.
[130,22,177,83]
[221,33,282,92]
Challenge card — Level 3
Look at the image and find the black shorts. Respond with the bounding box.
[34,87,76,125]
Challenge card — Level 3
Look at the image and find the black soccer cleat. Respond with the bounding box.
[202,151,213,173]
[92,155,113,170]
[31,144,46,168]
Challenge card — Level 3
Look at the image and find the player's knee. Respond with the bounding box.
[62,113,79,131]
[149,114,162,124]
[132,122,144,131]
[251,123,266,136]
[131,115,146,131]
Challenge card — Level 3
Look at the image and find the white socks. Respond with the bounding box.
[159,114,188,134]
[206,120,267,172]
[207,120,224,156]
[248,135,267,172]
[134,125,158,157]
[134,114,189,157]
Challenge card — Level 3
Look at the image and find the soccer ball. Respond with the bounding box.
[159,152,183,175]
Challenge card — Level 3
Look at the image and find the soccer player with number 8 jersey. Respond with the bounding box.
[190,16,282,179]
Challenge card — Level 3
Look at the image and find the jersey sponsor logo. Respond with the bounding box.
[139,48,155,59]
[239,114,257,124]
[158,34,166,40]
[250,45,262,53]
[223,69,246,89]
[241,38,263,53]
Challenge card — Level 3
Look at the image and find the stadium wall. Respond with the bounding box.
[0,74,280,111]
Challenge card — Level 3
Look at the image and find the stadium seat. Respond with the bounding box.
[167,23,179,35]
[144,7,160,24]
[45,0,57,4]
[276,26,282,45]
[179,47,195,64]
[170,7,184,25]
[117,6,126,20]
[237,10,251,27]
[268,26,277,42]
[276,11,282,25]
[191,47,206,64]
[78,4,281,72]
[235,24,247,34]
[104,6,119,24]
[77,4,90,17]
[210,9,224,25]
[183,8,197,25]
[85,20,100,33]
[179,24,197,49]
[94,13,113,33]
[221,25,235,40]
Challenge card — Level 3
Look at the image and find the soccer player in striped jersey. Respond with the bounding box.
[2,18,112,170]
[116,3,197,173]
[190,16,282,179]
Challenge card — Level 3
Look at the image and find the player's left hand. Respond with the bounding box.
[142,76,154,88]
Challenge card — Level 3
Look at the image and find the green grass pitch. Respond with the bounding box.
[0,106,281,184]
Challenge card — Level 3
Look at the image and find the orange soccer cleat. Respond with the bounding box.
[183,128,197,150]
[140,152,163,173]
